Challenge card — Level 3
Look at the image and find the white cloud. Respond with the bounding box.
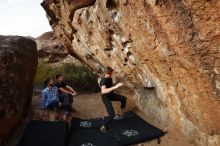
[0,0,52,37]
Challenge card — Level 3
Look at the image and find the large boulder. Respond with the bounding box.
[0,36,38,145]
[41,0,220,145]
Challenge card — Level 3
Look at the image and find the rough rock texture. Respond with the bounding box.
[41,0,220,145]
[36,31,68,62]
[0,36,38,145]
[36,31,81,65]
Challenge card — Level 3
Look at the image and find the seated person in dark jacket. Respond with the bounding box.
[41,78,72,121]
[55,74,77,110]
[99,67,127,132]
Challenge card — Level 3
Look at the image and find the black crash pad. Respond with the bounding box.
[109,112,165,145]
[70,111,165,146]
[17,120,69,146]
[68,128,120,146]
[70,117,103,129]
[70,112,136,129]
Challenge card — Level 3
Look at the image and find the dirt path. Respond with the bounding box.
[9,93,197,146]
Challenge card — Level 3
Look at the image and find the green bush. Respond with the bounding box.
[34,60,100,93]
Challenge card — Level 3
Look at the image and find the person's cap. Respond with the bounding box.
[56,74,62,79]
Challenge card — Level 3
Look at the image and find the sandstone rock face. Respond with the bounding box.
[36,31,81,65]
[36,31,68,63]
[42,0,220,145]
[0,36,38,145]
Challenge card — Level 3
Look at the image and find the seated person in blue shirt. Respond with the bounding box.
[41,78,72,121]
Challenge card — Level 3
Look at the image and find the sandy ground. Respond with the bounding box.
[8,93,197,146]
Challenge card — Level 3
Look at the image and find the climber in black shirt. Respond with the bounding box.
[99,67,127,132]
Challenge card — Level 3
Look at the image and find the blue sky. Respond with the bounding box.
[0,0,52,37]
